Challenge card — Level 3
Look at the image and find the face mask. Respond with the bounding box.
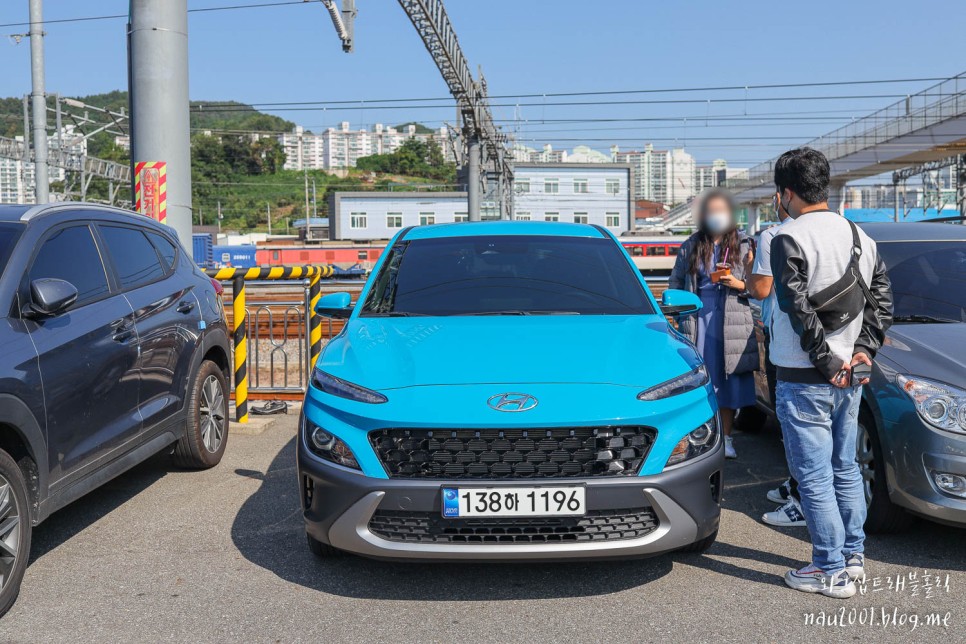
[704,211,732,235]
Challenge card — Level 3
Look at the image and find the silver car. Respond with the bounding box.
[755,220,966,532]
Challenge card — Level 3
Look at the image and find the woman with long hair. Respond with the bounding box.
[669,188,759,459]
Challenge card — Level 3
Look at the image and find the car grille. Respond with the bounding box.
[369,427,655,479]
[369,508,660,544]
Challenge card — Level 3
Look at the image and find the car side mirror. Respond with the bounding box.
[660,289,702,318]
[26,278,78,318]
[315,292,353,319]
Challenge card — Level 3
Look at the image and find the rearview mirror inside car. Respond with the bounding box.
[315,292,353,319]
[660,289,702,318]
[27,278,79,317]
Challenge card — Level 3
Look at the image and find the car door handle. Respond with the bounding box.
[112,329,134,342]
[176,300,195,314]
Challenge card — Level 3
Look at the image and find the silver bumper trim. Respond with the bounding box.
[327,487,698,560]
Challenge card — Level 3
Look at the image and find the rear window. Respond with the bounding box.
[362,234,652,316]
[0,224,22,280]
[147,231,178,271]
[99,225,166,289]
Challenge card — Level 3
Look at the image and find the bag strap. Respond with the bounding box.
[847,219,877,312]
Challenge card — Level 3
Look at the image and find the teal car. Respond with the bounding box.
[298,221,722,560]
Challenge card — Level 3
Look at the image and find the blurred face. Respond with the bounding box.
[702,196,734,235]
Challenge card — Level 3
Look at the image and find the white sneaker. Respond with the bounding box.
[724,436,737,459]
[762,497,807,527]
[845,553,865,581]
[784,565,856,599]
[766,478,793,504]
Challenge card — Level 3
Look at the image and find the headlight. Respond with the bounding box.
[311,368,387,404]
[665,417,719,468]
[897,374,966,434]
[303,417,361,469]
[638,365,709,401]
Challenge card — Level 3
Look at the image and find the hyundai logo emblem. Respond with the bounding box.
[487,393,539,412]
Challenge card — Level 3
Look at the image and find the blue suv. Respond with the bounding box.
[298,222,721,560]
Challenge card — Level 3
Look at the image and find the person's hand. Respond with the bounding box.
[829,361,851,388]
[850,352,872,386]
[718,274,744,291]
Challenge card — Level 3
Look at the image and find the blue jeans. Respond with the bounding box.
[775,380,865,573]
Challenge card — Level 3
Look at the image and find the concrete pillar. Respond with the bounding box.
[467,137,481,222]
[128,0,193,248]
[745,204,760,236]
[828,181,848,215]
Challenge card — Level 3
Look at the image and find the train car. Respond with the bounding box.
[213,244,258,269]
[618,236,686,275]
[256,243,387,276]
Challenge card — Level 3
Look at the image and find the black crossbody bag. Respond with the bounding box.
[807,220,877,333]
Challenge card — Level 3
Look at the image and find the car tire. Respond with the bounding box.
[173,360,230,469]
[678,529,717,554]
[857,410,915,534]
[0,449,32,618]
[306,533,342,558]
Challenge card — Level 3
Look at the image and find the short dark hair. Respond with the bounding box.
[774,147,830,204]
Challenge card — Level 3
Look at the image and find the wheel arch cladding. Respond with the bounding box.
[0,395,48,520]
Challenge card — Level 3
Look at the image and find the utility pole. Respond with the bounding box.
[467,137,481,221]
[266,202,272,235]
[128,0,193,247]
[217,200,222,233]
[304,167,311,241]
[28,0,49,203]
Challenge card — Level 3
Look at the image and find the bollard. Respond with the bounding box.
[308,270,322,369]
[232,275,248,423]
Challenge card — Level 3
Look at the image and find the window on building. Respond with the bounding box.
[387,213,403,228]
[350,212,368,229]
[515,211,531,221]
[419,213,436,226]
[605,179,620,195]
[544,212,559,222]
[544,179,559,194]
[605,213,621,227]
[516,179,530,194]
[573,212,589,224]
[573,179,589,194]
[454,212,468,223]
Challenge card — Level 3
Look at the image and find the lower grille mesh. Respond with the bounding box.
[369,508,660,544]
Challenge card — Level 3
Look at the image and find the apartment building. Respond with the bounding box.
[280,122,451,171]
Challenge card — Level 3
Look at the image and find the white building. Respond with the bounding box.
[512,163,632,233]
[1,126,86,204]
[280,122,451,171]
[612,144,697,205]
[328,192,470,241]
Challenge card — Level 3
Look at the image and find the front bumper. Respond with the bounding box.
[298,437,722,561]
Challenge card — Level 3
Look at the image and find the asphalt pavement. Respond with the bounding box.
[2,411,963,643]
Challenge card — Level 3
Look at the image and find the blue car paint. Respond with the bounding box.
[303,222,717,481]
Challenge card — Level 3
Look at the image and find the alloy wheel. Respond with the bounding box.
[200,375,226,453]
[0,476,21,592]
[855,421,875,508]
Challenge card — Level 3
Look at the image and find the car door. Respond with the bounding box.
[97,223,201,430]
[24,222,142,486]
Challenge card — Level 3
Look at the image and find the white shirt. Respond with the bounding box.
[751,218,788,332]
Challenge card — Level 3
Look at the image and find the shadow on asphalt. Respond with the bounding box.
[230,436,676,601]
[28,451,173,564]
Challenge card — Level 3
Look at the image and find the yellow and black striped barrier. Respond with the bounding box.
[205,265,334,423]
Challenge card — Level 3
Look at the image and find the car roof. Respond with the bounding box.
[860,221,966,242]
[401,220,607,241]
[0,205,30,223]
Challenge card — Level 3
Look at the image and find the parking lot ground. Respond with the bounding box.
[4,413,964,643]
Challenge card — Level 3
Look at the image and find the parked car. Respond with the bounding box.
[0,203,232,616]
[298,221,722,561]
[754,221,966,532]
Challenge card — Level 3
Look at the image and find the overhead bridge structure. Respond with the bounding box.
[657,73,966,229]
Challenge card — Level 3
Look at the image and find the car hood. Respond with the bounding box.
[319,315,700,390]
[882,322,966,387]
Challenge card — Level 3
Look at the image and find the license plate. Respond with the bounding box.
[441,486,586,518]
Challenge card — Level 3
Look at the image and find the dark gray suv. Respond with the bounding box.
[0,203,232,616]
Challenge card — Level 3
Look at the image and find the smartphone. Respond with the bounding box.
[851,362,873,384]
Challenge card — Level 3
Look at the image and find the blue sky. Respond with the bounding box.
[1,0,964,167]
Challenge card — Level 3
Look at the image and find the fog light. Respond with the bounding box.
[932,471,966,498]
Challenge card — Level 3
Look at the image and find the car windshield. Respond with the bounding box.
[877,239,966,323]
[0,224,22,280]
[361,234,653,316]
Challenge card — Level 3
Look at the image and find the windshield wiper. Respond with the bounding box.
[454,310,582,316]
[364,311,429,317]
[893,314,958,324]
